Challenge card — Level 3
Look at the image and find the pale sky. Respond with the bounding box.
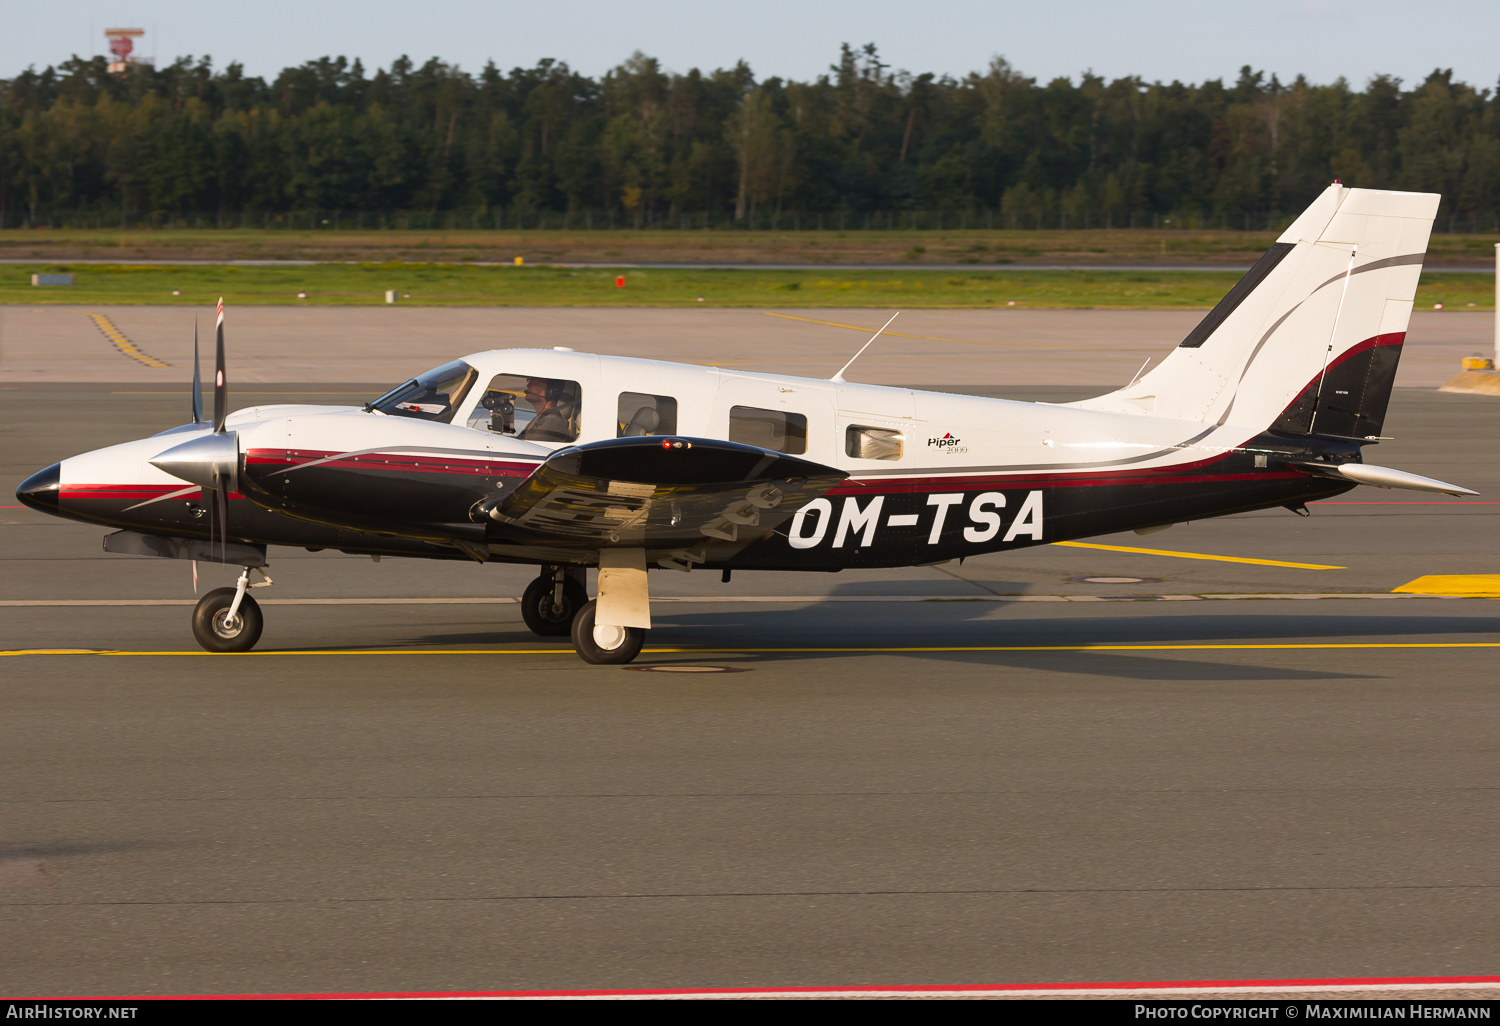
[3,0,1497,91]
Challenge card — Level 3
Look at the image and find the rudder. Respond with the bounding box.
[1072,184,1439,437]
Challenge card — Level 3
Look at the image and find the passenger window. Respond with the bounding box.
[729,406,807,455]
[845,425,903,461]
[618,392,678,437]
[467,373,583,442]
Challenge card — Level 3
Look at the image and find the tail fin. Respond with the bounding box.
[1074,185,1438,438]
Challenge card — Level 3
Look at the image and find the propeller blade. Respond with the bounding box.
[192,318,203,424]
[213,297,227,433]
[213,470,229,565]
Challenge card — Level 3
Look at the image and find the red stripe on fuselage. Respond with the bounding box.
[62,487,244,500]
[245,449,540,478]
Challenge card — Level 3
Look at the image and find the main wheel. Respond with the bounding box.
[191,587,264,653]
[521,574,589,637]
[570,599,645,665]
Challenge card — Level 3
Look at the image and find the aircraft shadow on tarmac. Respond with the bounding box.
[387,607,1499,682]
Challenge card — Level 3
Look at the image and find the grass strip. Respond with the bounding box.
[4,263,1493,309]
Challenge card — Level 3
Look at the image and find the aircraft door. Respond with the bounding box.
[711,377,835,466]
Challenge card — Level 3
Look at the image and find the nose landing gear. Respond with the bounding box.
[191,566,272,653]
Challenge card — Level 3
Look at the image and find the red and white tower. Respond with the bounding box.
[104,28,145,74]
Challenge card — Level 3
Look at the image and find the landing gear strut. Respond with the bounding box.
[192,566,272,652]
[568,549,650,665]
[520,566,588,637]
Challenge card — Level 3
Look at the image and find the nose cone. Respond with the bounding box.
[16,463,61,513]
[149,432,238,491]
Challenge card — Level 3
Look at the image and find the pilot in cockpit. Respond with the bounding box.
[517,377,574,442]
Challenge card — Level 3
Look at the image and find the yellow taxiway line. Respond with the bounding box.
[86,313,170,368]
[5,642,1500,657]
[1392,574,1500,597]
[1051,541,1345,570]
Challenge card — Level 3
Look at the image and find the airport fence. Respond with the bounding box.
[2,207,1498,234]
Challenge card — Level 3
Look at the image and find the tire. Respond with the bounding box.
[521,574,589,637]
[191,587,264,653]
[570,599,645,665]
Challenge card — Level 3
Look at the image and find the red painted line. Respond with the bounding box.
[16,974,1500,1000]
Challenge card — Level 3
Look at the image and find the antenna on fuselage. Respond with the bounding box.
[830,311,900,383]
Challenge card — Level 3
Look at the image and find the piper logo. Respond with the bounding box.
[928,433,966,454]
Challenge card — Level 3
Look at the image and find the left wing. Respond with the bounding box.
[482,436,847,564]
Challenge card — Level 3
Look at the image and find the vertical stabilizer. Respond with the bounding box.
[1072,185,1439,437]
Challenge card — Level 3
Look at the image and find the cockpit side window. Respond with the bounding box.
[466,373,583,443]
[368,361,477,423]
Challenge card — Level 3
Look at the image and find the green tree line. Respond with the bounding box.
[2,44,1497,228]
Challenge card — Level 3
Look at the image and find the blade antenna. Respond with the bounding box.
[1126,357,1151,388]
[191,317,203,424]
[830,311,900,383]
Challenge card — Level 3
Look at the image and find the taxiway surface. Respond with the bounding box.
[2,379,1499,996]
[1,304,1493,386]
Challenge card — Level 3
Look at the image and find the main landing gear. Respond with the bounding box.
[520,566,588,637]
[191,566,272,653]
[521,554,651,665]
[570,600,646,664]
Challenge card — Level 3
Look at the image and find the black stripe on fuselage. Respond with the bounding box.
[727,469,1350,570]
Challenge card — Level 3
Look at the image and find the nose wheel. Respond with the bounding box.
[191,566,272,653]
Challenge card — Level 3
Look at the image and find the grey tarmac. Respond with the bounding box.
[2,351,1499,995]
[0,305,1492,387]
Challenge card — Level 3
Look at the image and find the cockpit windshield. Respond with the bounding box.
[367,361,478,423]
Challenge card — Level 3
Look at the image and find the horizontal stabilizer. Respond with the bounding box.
[1292,462,1477,497]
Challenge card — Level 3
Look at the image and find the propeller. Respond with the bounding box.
[190,317,203,591]
[191,317,203,425]
[212,301,230,561]
[151,298,239,563]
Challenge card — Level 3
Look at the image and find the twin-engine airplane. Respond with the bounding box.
[16,185,1476,663]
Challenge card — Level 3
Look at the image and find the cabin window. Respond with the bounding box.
[845,425,903,461]
[369,360,477,424]
[729,406,807,455]
[467,373,583,442]
[617,392,679,437]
